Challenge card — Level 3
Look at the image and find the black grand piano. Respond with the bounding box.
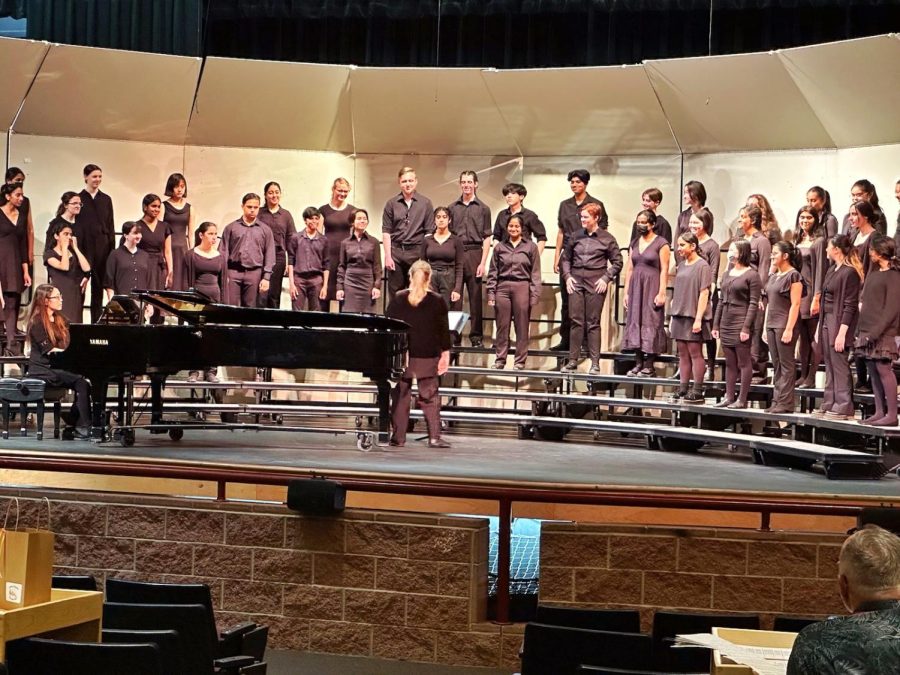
[50,290,408,445]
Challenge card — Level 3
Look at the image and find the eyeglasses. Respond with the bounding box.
[48,294,62,300]
[68,202,82,207]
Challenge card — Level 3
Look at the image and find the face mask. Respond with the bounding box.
[636,224,650,235]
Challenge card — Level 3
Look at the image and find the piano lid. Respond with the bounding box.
[132,289,409,332]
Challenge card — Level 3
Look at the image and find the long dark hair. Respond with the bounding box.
[829,234,864,280]
[27,284,70,350]
[56,191,80,218]
[0,182,22,205]
[807,186,832,215]
[773,240,802,272]
[732,239,751,267]
[871,235,900,272]
[852,179,880,211]
[793,205,821,244]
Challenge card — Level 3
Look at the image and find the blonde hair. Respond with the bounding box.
[398,166,416,179]
[408,260,432,307]
[840,525,900,593]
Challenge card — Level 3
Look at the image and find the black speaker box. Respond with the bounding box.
[858,507,900,535]
[287,479,346,515]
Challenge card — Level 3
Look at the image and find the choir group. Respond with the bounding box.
[3,164,899,438]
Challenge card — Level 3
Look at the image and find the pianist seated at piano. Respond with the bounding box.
[26,284,91,439]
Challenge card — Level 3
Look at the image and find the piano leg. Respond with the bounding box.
[150,375,166,429]
[375,378,392,445]
[89,378,108,441]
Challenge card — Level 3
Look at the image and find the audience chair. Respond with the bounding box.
[103,602,264,675]
[651,610,760,673]
[105,577,268,662]
[103,628,181,674]
[51,574,98,591]
[5,637,163,675]
[521,623,653,675]
[536,604,642,633]
[773,615,821,633]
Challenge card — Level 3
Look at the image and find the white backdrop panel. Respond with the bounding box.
[187,59,353,152]
[349,68,518,156]
[482,66,679,157]
[646,52,833,153]
[0,37,49,131]
[779,36,900,149]
[835,144,900,225]
[14,44,199,144]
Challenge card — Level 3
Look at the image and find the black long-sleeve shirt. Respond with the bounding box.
[382,192,434,245]
[448,196,492,247]
[288,231,329,275]
[386,290,451,358]
[220,218,275,279]
[557,194,603,246]
[257,207,297,255]
[421,234,464,295]
[76,189,115,261]
[559,228,623,283]
[485,239,542,305]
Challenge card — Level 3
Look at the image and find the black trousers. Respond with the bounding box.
[88,249,111,323]
[557,270,570,347]
[259,251,286,309]
[767,326,799,410]
[461,247,485,339]
[387,246,421,309]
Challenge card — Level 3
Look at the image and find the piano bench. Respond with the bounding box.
[0,378,64,441]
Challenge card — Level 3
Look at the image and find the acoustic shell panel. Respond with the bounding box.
[644,51,834,153]
[187,59,353,152]
[778,35,900,149]
[13,43,199,145]
[0,37,49,131]
[348,67,519,156]
[481,65,679,157]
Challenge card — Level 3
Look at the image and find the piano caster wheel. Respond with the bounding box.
[274,414,283,425]
[354,416,363,429]
[121,429,135,447]
[357,433,373,452]
[168,428,184,441]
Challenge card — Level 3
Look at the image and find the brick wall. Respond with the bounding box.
[540,523,848,630]
[2,489,524,671]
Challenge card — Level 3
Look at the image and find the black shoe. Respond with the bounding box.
[470,337,483,348]
[669,389,687,401]
[751,375,769,385]
[550,342,569,352]
[389,438,405,447]
[854,384,872,395]
[187,371,200,383]
[491,362,505,370]
[636,367,656,378]
[626,364,642,376]
[74,426,92,440]
[683,390,705,404]
[427,438,451,448]
[561,360,578,372]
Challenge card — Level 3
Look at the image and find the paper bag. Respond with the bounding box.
[0,498,54,609]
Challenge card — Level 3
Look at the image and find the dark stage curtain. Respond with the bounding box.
[22,0,202,56]
[203,0,900,68]
[4,1,898,66]
[0,0,25,20]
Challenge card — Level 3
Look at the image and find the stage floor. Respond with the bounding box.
[0,426,897,501]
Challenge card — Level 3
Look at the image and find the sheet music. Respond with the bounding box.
[675,633,791,675]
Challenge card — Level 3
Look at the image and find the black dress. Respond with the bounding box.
[714,270,761,346]
[163,201,191,291]
[184,250,226,303]
[320,202,355,302]
[136,221,171,291]
[0,208,27,294]
[43,249,88,324]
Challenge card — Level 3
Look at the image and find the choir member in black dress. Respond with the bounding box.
[221,193,275,308]
[670,232,712,403]
[737,204,772,382]
[44,191,81,253]
[486,215,542,371]
[712,240,759,409]
[185,222,226,383]
[747,194,782,245]
[287,207,329,312]
[421,207,464,310]
[5,168,33,265]
[629,188,672,244]
[623,210,670,377]
[0,182,31,353]
[763,241,804,413]
[814,235,863,420]
[675,180,708,240]
[842,179,888,237]
[162,173,194,292]
[894,180,900,249]
[492,183,547,252]
[560,203,623,374]
[382,167,434,308]
[855,235,900,427]
[449,171,492,346]
[26,284,91,438]
[320,177,355,310]
[850,200,881,393]
[76,164,115,323]
[257,181,296,309]
[336,208,382,314]
[688,207,721,380]
[386,261,452,448]
[553,170,604,352]
[105,222,150,300]
[806,186,839,239]
[794,205,825,388]
[135,194,172,324]
[43,221,90,324]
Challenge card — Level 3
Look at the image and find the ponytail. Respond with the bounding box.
[829,234,865,281]
[871,234,900,272]
[407,260,432,307]
[774,240,802,272]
